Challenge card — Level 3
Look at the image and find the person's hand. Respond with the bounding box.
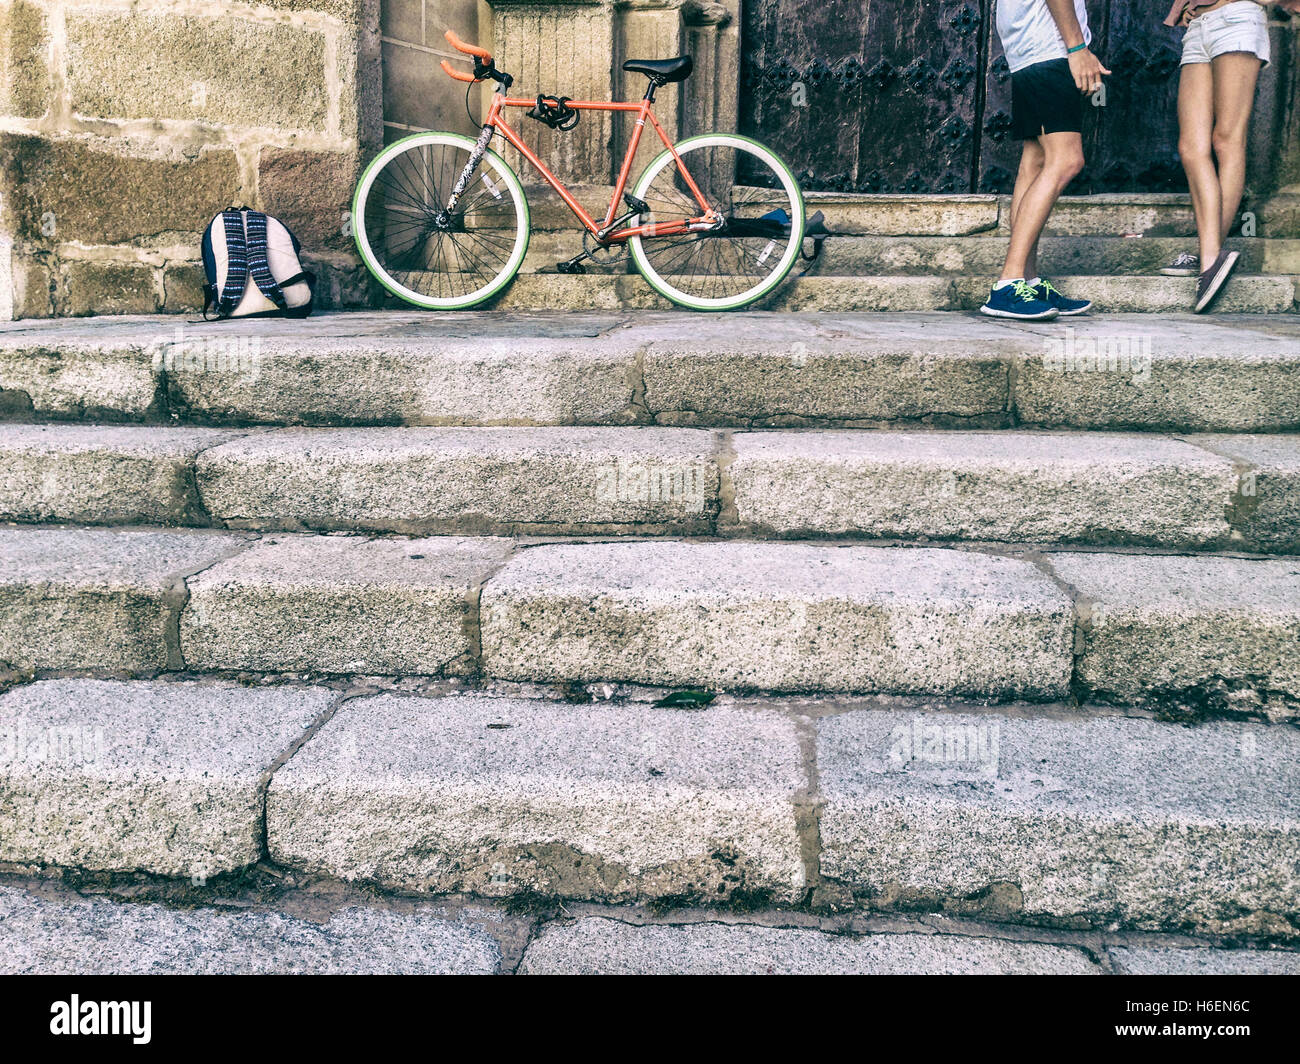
[1180,3,1215,25]
[1068,47,1111,94]
[1274,0,1300,16]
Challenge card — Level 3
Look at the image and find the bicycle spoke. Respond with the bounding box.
[632,137,801,308]
[356,133,527,307]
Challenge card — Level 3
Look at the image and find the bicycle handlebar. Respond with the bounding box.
[445,29,491,60]
[440,59,478,83]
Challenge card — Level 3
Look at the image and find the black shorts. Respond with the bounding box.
[1010,57,1084,140]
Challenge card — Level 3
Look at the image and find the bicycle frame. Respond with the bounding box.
[476,91,719,244]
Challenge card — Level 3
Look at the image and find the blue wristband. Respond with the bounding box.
[1067,43,1087,54]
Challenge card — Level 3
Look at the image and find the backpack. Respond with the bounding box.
[201,207,316,319]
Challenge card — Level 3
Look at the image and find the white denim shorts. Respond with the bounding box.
[1180,2,1270,67]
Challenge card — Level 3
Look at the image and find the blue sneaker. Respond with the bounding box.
[980,279,1059,320]
[1034,278,1092,316]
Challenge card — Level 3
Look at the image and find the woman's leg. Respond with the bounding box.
[1209,50,1262,242]
[1177,62,1219,265]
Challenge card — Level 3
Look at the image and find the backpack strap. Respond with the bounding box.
[212,208,250,318]
[244,210,288,311]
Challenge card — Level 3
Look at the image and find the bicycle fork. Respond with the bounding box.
[442,124,497,221]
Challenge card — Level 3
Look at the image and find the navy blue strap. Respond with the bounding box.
[244,210,287,310]
[217,209,249,315]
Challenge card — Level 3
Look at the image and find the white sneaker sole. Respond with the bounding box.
[979,304,1060,320]
[1195,251,1240,313]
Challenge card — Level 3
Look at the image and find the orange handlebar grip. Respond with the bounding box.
[445,29,491,59]
[440,59,478,83]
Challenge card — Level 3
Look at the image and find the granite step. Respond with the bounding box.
[4,678,1296,931]
[484,273,1296,314]
[2,423,1296,550]
[4,530,1297,715]
[520,232,1296,277]
[4,312,1299,433]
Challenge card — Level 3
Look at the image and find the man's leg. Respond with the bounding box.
[1209,51,1262,242]
[1177,62,1219,265]
[1008,138,1046,281]
[999,131,1084,282]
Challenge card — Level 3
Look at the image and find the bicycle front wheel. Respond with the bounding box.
[353,131,529,310]
[629,133,804,311]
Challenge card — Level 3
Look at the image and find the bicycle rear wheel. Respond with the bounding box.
[629,133,804,311]
[353,131,529,309]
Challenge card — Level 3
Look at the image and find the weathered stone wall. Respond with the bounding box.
[0,0,383,319]
[382,0,480,138]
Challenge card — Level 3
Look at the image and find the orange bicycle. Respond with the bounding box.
[353,30,805,311]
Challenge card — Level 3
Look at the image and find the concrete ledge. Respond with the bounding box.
[1047,552,1300,719]
[1,313,1297,433]
[196,427,721,535]
[181,534,514,675]
[642,318,1011,427]
[1194,434,1300,552]
[0,528,246,671]
[0,339,159,420]
[0,425,239,524]
[170,335,642,427]
[1015,317,1300,433]
[480,542,1073,698]
[517,918,1098,974]
[817,708,1300,934]
[267,693,807,902]
[729,430,1236,548]
[0,886,502,975]
[1110,946,1300,975]
[0,679,332,876]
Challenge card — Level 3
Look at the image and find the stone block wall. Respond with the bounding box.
[0,0,383,319]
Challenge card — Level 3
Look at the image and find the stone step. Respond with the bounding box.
[267,691,1299,930]
[803,192,1199,238]
[267,691,808,903]
[479,540,1077,700]
[520,232,1299,277]
[486,273,1296,314]
[727,429,1260,549]
[516,918,1099,974]
[1050,551,1300,719]
[516,919,1300,975]
[5,679,1297,931]
[6,881,1296,974]
[808,236,1300,278]
[0,885,504,974]
[478,541,1300,704]
[528,190,1206,238]
[0,677,336,878]
[815,707,1300,935]
[4,531,1298,712]
[3,424,1297,550]
[5,312,1299,433]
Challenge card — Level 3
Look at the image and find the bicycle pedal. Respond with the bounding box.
[556,259,586,274]
[623,193,649,215]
